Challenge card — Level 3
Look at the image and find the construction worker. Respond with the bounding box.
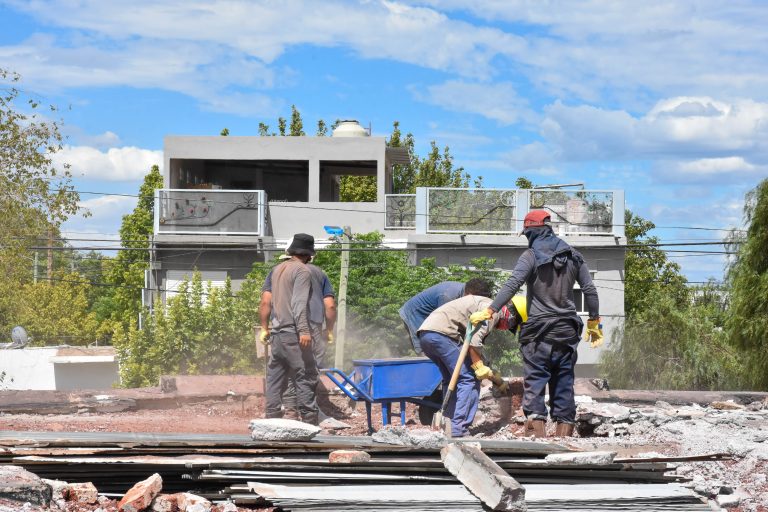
[471,210,602,438]
[261,233,320,425]
[417,293,526,438]
[400,278,493,353]
[260,253,337,420]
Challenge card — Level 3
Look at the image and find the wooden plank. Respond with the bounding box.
[441,442,526,512]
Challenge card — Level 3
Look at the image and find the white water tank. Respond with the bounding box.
[332,120,369,137]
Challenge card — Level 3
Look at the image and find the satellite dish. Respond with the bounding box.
[11,326,29,346]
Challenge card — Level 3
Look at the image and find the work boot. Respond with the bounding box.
[555,422,575,437]
[525,418,546,438]
[283,409,300,421]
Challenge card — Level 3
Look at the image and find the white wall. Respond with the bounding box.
[0,348,120,391]
[0,347,58,390]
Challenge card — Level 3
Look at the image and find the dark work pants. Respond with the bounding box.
[265,331,319,422]
[520,341,578,423]
[419,330,480,437]
[282,324,324,414]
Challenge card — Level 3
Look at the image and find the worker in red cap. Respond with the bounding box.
[470,210,602,438]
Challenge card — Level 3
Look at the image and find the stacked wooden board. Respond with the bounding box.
[0,431,716,510]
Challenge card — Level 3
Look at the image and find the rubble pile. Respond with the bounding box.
[0,466,272,512]
[569,397,768,511]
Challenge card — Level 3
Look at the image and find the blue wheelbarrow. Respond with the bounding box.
[324,357,443,434]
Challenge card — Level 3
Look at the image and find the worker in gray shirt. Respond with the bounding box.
[471,210,603,438]
[261,256,336,419]
[261,233,320,425]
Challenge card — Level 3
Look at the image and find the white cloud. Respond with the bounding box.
[677,157,756,176]
[52,145,162,181]
[419,80,531,125]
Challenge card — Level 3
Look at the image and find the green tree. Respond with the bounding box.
[289,105,305,136]
[258,123,270,136]
[515,177,533,189]
[0,68,81,333]
[725,178,768,389]
[114,273,259,387]
[278,117,286,136]
[103,165,163,329]
[623,210,689,318]
[220,128,230,136]
[316,120,328,136]
[17,272,102,346]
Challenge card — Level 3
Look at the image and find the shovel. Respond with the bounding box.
[432,322,484,433]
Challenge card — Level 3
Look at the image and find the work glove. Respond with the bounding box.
[259,328,270,346]
[490,374,510,395]
[326,329,335,344]
[469,308,494,326]
[584,318,604,349]
[471,361,494,381]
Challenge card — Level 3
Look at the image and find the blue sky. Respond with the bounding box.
[2,0,767,282]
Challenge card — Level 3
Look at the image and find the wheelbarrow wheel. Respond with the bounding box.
[418,389,442,426]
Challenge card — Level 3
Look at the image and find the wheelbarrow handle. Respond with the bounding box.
[324,368,374,403]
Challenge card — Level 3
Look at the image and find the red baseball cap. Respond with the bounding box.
[522,210,551,233]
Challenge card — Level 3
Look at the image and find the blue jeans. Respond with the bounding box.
[520,341,578,423]
[418,330,479,437]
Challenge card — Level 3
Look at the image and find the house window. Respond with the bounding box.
[319,160,377,202]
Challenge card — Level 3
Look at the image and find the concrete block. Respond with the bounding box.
[118,473,162,512]
[151,493,180,512]
[249,418,322,441]
[544,451,617,466]
[178,492,211,511]
[66,482,98,504]
[329,450,371,464]
[441,442,526,511]
[0,466,51,506]
[320,417,351,430]
[372,426,446,449]
[716,494,741,508]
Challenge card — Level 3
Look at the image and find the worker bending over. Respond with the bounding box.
[471,210,603,437]
[400,278,493,353]
[417,290,525,438]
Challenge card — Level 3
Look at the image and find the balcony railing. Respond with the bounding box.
[385,194,416,229]
[154,189,266,235]
[411,188,624,237]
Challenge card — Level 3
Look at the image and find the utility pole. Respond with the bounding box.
[47,229,53,279]
[33,252,38,284]
[334,226,351,370]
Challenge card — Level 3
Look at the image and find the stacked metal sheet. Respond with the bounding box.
[0,431,716,510]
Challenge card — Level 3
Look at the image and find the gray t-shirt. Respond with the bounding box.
[269,259,311,335]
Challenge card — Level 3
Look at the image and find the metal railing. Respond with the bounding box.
[412,187,623,237]
[385,194,416,229]
[154,189,266,235]
[426,188,517,234]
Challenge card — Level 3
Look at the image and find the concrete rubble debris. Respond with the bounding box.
[178,492,211,511]
[372,426,447,449]
[710,400,746,411]
[248,418,322,441]
[66,481,99,504]
[118,472,163,512]
[716,493,741,508]
[329,449,372,464]
[319,416,352,430]
[441,442,526,512]
[0,466,52,506]
[150,493,179,512]
[544,451,617,466]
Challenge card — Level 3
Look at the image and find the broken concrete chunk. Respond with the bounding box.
[716,494,741,508]
[372,426,446,449]
[248,418,322,441]
[319,417,352,430]
[544,451,617,466]
[710,400,745,410]
[329,450,371,464]
[185,503,210,512]
[220,502,238,512]
[0,466,52,506]
[441,442,526,511]
[66,482,98,504]
[118,473,162,512]
[150,493,180,512]
[178,492,211,511]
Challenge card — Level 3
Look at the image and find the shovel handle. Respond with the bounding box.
[440,323,483,412]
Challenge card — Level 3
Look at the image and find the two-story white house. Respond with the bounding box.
[150,121,626,376]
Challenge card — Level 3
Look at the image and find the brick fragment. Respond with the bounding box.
[329,450,371,464]
[118,473,162,512]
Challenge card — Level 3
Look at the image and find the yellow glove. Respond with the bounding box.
[584,318,604,348]
[471,361,493,381]
[326,330,335,344]
[259,329,270,346]
[469,308,493,326]
[490,374,509,394]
